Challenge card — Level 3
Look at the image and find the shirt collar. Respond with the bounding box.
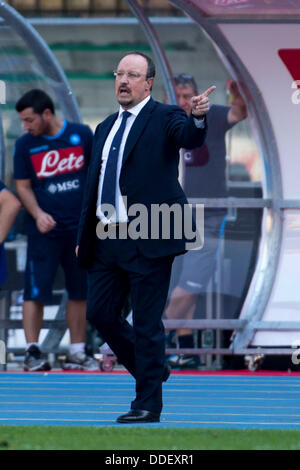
[119,95,151,118]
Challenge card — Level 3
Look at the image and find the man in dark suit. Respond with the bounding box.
[76,52,215,423]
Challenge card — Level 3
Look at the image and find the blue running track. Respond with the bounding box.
[0,372,300,429]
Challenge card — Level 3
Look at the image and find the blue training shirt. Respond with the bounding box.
[13,121,93,235]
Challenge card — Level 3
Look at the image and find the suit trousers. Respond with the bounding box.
[87,233,174,414]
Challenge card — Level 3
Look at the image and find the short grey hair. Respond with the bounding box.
[173,74,198,95]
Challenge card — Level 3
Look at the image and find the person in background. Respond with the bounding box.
[165,75,247,369]
[0,181,21,285]
[13,89,98,372]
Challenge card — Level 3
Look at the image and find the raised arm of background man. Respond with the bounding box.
[227,80,248,124]
[15,179,56,234]
[0,182,21,243]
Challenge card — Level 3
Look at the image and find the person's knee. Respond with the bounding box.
[166,287,197,318]
[22,300,44,315]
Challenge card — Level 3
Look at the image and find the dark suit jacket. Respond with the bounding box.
[77,97,207,268]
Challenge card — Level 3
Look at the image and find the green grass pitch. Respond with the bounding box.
[0,426,300,450]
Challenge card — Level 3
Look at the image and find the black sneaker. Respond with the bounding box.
[167,353,200,370]
[24,345,51,372]
[63,351,99,371]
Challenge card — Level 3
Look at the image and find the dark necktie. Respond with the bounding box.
[101,110,131,209]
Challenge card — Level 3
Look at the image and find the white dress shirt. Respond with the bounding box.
[96,95,151,224]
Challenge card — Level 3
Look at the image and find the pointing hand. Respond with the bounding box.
[191,86,216,117]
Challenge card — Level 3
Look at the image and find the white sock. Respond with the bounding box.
[26,342,40,351]
[69,342,85,355]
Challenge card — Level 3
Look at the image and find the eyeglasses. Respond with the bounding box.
[113,71,146,81]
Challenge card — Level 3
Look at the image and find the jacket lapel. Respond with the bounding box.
[122,98,156,167]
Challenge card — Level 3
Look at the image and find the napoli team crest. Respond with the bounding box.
[70,134,81,145]
[47,183,58,194]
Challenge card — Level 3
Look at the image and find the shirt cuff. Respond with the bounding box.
[193,116,205,128]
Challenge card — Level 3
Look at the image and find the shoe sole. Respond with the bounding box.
[24,362,51,372]
[63,363,99,371]
[117,417,160,423]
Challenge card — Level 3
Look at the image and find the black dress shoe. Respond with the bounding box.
[163,363,171,382]
[116,409,160,423]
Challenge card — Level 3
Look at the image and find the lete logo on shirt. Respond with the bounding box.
[31,146,85,178]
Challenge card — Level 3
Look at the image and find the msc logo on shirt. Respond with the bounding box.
[47,179,80,194]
